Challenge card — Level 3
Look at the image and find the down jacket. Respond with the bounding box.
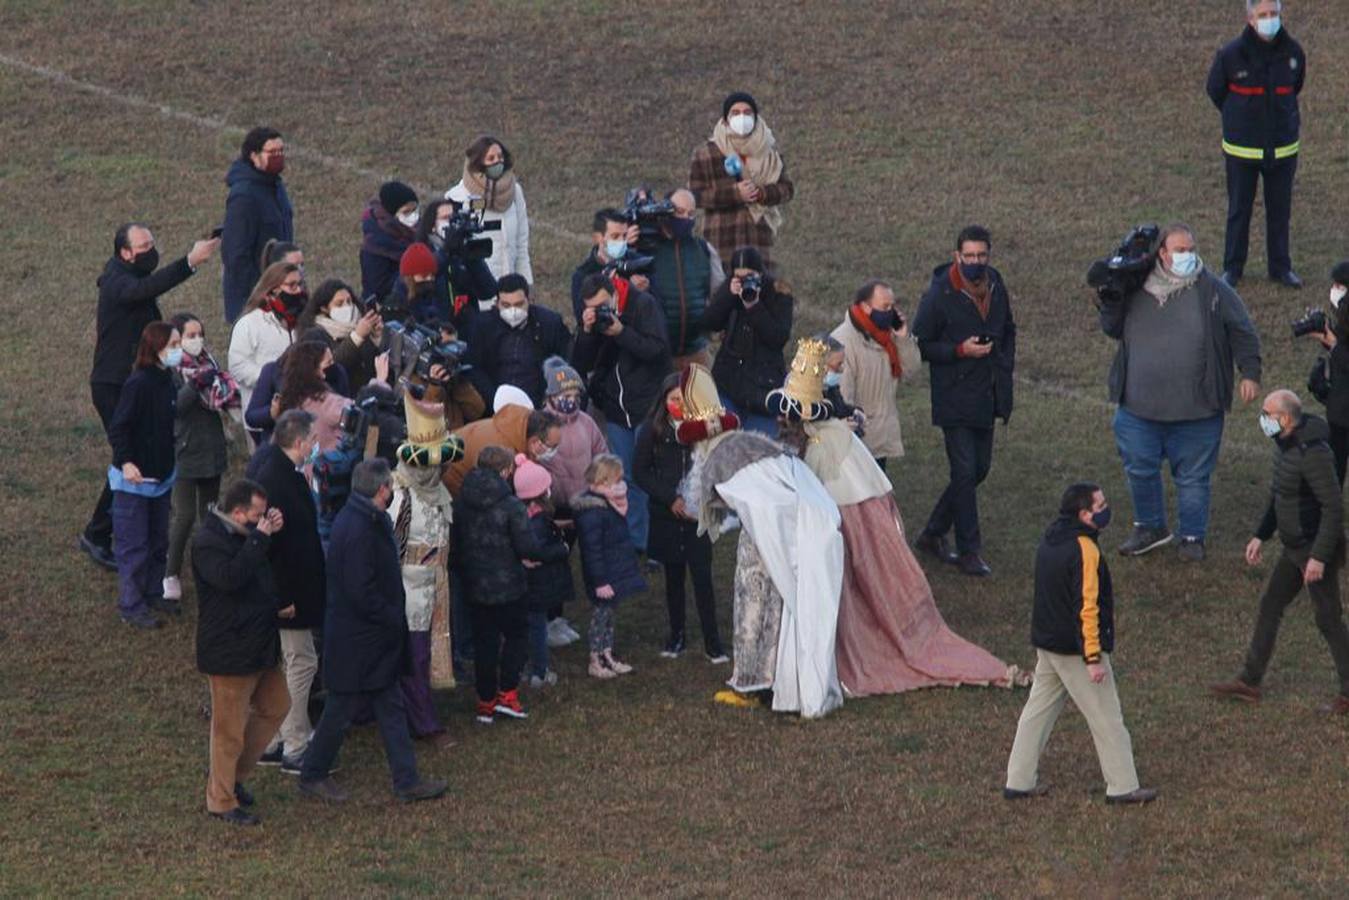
[572,491,647,602]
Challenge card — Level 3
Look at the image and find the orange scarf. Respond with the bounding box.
[848,303,902,378]
[948,264,991,321]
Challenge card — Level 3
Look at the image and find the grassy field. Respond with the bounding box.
[3,1,1349,895]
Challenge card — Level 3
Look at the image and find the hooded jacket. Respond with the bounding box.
[1254,414,1345,564]
[1031,517,1114,662]
[452,467,564,606]
[221,157,294,322]
[912,263,1016,428]
[703,276,792,417]
[359,197,414,301]
[572,490,647,602]
[443,403,532,498]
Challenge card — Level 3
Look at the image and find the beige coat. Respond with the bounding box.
[830,315,920,459]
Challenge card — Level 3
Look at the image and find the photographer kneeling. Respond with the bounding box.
[571,272,672,554]
[1303,261,1349,483]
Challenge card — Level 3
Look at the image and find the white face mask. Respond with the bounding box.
[330,304,358,324]
[1331,286,1347,309]
[397,210,419,228]
[500,305,528,328]
[181,336,204,357]
[728,113,756,137]
[1169,252,1199,278]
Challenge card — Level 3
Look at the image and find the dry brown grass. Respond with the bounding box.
[3,1,1349,895]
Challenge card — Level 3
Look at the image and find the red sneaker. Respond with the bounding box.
[474,700,495,725]
[493,689,528,720]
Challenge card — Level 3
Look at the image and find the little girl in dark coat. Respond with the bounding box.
[513,454,573,687]
[572,454,646,678]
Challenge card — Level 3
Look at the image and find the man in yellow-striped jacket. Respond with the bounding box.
[1003,483,1158,805]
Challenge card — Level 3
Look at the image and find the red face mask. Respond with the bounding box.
[666,400,684,421]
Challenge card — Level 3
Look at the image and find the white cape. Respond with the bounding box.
[717,455,845,719]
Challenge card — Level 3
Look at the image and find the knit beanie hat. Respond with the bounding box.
[1332,261,1349,287]
[543,355,584,397]
[513,453,553,501]
[379,180,418,215]
[399,242,438,279]
[722,91,758,121]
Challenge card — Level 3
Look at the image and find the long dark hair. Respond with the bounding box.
[645,371,684,441]
[299,279,356,329]
[415,199,455,245]
[277,341,331,413]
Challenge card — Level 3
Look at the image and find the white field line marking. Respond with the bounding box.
[0,51,1273,461]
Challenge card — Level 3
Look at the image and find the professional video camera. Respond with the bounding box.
[1291,307,1329,339]
[441,200,502,262]
[313,383,407,539]
[1086,223,1160,304]
[385,320,470,384]
[622,186,675,252]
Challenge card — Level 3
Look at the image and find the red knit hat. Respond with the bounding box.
[399,242,438,279]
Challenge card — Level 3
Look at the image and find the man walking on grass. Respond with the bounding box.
[1004,482,1157,806]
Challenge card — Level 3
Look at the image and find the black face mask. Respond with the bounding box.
[280,289,307,310]
[868,309,898,331]
[130,247,159,276]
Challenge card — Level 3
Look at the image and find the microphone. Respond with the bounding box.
[723,155,744,181]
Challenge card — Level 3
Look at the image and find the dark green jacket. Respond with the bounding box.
[648,235,721,356]
[1255,414,1345,564]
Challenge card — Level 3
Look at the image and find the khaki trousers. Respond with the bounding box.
[205,667,290,813]
[1005,650,1140,797]
[271,629,318,758]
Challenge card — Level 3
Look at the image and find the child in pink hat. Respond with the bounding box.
[513,454,574,688]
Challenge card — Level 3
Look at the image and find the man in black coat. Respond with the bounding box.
[193,478,290,826]
[572,272,672,554]
[222,126,295,323]
[244,410,327,772]
[298,459,446,804]
[465,273,572,406]
[911,225,1016,577]
[1205,1,1306,288]
[81,223,218,569]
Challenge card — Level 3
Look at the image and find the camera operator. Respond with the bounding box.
[702,246,792,436]
[911,225,1016,578]
[571,272,673,553]
[570,208,650,321]
[644,188,725,370]
[1304,261,1349,483]
[1100,222,1261,563]
[82,222,219,570]
[360,181,419,301]
[464,274,571,407]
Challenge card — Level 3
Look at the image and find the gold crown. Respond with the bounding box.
[781,337,830,409]
[399,394,453,465]
[679,364,726,422]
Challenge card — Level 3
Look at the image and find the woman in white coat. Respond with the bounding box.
[227,261,302,414]
[444,134,532,287]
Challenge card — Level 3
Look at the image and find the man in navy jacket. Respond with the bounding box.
[222,126,294,322]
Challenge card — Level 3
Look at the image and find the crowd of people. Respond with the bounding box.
[77,2,1349,826]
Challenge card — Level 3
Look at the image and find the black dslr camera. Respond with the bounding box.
[1086,223,1160,304]
[740,273,763,302]
[592,306,619,332]
[1291,308,1328,339]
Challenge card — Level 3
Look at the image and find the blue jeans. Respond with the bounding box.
[526,611,549,678]
[1113,407,1225,540]
[721,394,779,437]
[301,682,419,791]
[112,491,171,617]
[604,422,649,553]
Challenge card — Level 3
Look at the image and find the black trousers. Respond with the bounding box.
[664,533,720,652]
[1329,423,1349,486]
[83,382,124,548]
[1223,154,1297,279]
[469,600,528,703]
[924,425,994,555]
[1241,546,1349,697]
[301,682,419,791]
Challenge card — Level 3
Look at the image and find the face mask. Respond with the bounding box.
[1090,506,1112,531]
[536,445,559,463]
[279,289,306,310]
[1255,16,1281,39]
[262,154,286,176]
[130,247,159,276]
[868,309,898,331]
[960,262,987,282]
[596,479,628,499]
[1331,286,1347,309]
[1169,252,1199,278]
[728,114,756,137]
[671,218,695,240]
[181,336,204,357]
[1259,414,1283,438]
[500,305,528,328]
[605,239,628,261]
[823,371,842,389]
[485,162,506,180]
[666,400,684,421]
[329,304,358,324]
[551,396,580,416]
[162,347,183,368]
[397,210,419,228]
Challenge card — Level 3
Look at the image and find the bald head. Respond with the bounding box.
[1264,389,1301,417]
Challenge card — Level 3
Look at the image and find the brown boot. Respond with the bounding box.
[1209,680,1262,703]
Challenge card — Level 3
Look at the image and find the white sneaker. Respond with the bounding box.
[546,619,570,648]
[528,671,559,689]
[162,576,182,601]
[559,619,582,643]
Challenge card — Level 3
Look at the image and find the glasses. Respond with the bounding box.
[958,251,990,262]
